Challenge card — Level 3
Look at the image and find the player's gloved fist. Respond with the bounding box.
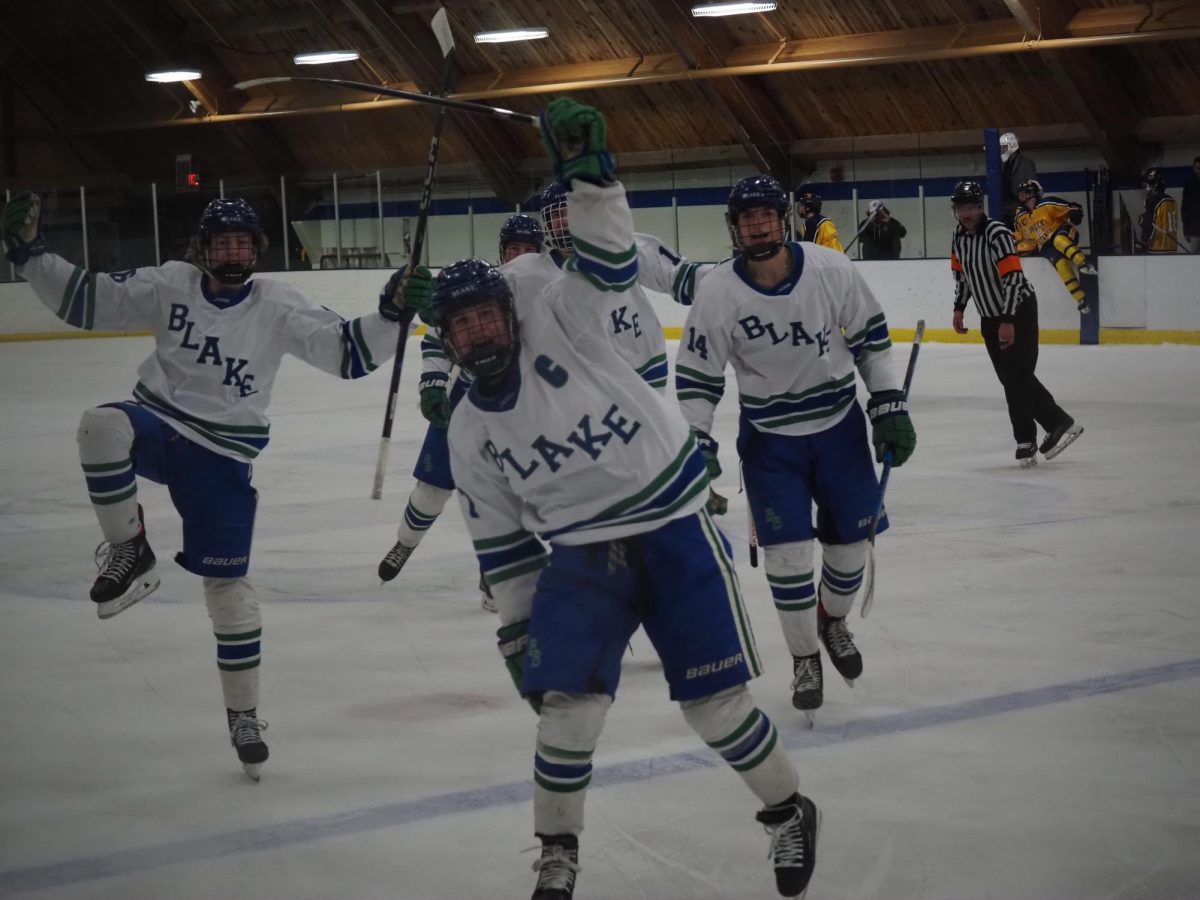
[497,620,541,714]
[1,192,45,266]
[706,488,729,517]
[378,264,434,322]
[694,429,721,479]
[419,377,451,427]
[539,97,615,184]
[867,390,916,467]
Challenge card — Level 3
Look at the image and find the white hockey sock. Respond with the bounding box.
[396,481,453,547]
[764,540,819,657]
[819,540,868,618]
[76,407,140,544]
[205,577,261,712]
[533,691,611,836]
[681,685,799,806]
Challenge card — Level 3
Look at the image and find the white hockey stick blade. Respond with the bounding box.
[431,7,454,57]
[859,542,876,618]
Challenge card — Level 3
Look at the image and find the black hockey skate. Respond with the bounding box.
[1015,442,1038,468]
[756,793,820,899]
[818,602,863,683]
[91,513,159,620]
[227,708,269,781]
[531,833,579,900]
[1040,416,1084,460]
[378,539,415,582]
[791,653,823,726]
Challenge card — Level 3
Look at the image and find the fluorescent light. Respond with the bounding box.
[691,1,777,16]
[473,28,549,44]
[294,50,360,65]
[146,69,202,83]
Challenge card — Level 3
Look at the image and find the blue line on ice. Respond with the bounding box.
[2,657,1197,896]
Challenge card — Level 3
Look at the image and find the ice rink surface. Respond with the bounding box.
[1,335,1198,900]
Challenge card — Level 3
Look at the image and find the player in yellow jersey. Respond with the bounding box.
[1136,168,1181,255]
[1013,180,1096,313]
[798,192,844,251]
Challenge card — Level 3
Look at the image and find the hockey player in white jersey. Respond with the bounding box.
[377,214,546,609]
[0,193,428,779]
[437,98,818,900]
[675,175,916,719]
[376,182,715,591]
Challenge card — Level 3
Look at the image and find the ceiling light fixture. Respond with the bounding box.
[691,1,778,16]
[145,69,202,83]
[473,28,549,44]
[294,50,361,65]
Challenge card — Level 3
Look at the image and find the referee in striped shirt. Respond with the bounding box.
[949,180,1082,466]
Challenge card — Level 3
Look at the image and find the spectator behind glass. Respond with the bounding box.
[1183,156,1200,255]
[858,201,907,260]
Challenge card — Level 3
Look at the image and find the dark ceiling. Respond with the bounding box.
[3,0,1199,201]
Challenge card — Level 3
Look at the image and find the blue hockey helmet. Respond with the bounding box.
[431,258,519,380]
[198,198,263,240]
[538,181,572,253]
[498,213,545,260]
[726,174,790,261]
[196,197,264,285]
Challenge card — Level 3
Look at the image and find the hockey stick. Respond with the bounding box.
[371,7,455,500]
[233,76,539,130]
[1146,219,1195,255]
[860,319,925,619]
[739,461,758,567]
[843,212,878,256]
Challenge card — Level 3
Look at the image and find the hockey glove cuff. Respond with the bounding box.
[867,390,916,467]
[497,620,541,714]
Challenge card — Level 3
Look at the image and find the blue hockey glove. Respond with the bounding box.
[539,97,615,184]
[867,390,916,467]
[694,429,721,479]
[497,619,541,714]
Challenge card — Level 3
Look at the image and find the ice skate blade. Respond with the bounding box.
[242,762,263,782]
[843,677,856,688]
[802,710,816,729]
[1043,426,1084,460]
[1019,456,1038,469]
[96,572,160,620]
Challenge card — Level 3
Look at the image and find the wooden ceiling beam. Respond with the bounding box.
[1001,0,1140,175]
[338,0,531,205]
[58,2,1200,136]
[643,0,799,185]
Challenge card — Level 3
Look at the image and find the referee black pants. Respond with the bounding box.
[980,296,1067,445]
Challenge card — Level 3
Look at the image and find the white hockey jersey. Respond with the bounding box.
[448,180,708,594]
[676,241,899,438]
[420,235,708,392]
[18,253,402,461]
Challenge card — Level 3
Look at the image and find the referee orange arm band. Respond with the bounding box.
[997,255,1023,276]
[950,253,963,272]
